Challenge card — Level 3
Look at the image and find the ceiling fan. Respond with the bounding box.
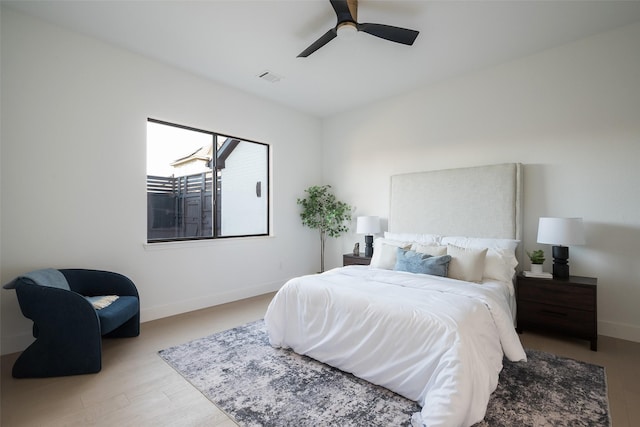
[298,0,419,58]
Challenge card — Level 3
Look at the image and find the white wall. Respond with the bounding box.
[322,22,640,343]
[0,8,323,354]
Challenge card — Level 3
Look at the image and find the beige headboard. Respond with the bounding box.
[389,163,523,242]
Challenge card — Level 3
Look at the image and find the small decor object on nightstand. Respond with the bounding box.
[523,270,552,279]
[526,249,550,277]
[353,243,360,256]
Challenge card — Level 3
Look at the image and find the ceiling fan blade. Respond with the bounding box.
[297,28,338,57]
[330,0,357,23]
[357,23,419,45]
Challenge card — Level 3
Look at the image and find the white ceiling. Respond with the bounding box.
[5,0,640,118]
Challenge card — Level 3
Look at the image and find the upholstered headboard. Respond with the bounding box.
[389,163,523,242]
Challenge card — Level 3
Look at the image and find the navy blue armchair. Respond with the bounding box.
[4,268,140,378]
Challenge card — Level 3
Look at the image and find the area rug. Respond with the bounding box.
[158,320,610,427]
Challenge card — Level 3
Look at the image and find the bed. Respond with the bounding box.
[265,163,527,427]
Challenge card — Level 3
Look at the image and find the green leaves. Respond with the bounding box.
[297,185,352,239]
[527,249,545,264]
[297,185,352,272]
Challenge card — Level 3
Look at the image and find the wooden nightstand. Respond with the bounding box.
[516,274,598,351]
[343,253,371,266]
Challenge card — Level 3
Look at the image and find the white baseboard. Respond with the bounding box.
[598,320,640,343]
[140,279,283,322]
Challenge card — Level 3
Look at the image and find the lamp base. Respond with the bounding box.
[552,245,570,279]
[364,235,374,258]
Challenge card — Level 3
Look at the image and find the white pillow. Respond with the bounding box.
[441,236,519,282]
[447,244,488,283]
[370,238,411,270]
[411,243,447,256]
[484,248,519,282]
[384,232,441,245]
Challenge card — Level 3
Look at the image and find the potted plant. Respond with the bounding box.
[298,185,352,273]
[527,249,545,274]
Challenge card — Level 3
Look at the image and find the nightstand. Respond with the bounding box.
[516,274,598,351]
[343,253,371,266]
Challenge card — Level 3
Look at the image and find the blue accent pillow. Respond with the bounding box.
[394,248,452,277]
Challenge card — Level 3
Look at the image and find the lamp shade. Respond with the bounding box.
[356,216,381,235]
[537,217,585,246]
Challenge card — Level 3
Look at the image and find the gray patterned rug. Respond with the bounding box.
[158,320,610,427]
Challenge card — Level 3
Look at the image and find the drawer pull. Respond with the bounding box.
[540,309,568,317]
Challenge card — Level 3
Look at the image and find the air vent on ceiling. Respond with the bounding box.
[258,70,282,83]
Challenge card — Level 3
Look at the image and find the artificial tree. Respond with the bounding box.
[297,185,352,272]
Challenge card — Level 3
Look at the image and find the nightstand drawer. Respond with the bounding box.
[518,280,596,310]
[343,253,371,266]
[519,301,595,336]
[346,257,370,266]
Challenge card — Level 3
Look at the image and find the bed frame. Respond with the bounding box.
[389,163,523,265]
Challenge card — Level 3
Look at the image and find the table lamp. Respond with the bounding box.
[537,217,585,279]
[356,216,381,257]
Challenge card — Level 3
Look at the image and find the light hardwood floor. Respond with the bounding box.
[2,292,639,426]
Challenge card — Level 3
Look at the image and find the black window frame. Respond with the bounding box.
[146,118,270,243]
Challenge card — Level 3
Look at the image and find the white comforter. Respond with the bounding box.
[264,266,527,427]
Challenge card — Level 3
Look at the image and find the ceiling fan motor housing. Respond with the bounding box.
[337,22,358,39]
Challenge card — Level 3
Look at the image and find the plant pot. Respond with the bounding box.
[531,264,543,274]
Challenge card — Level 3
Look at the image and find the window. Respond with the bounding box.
[146,119,269,242]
